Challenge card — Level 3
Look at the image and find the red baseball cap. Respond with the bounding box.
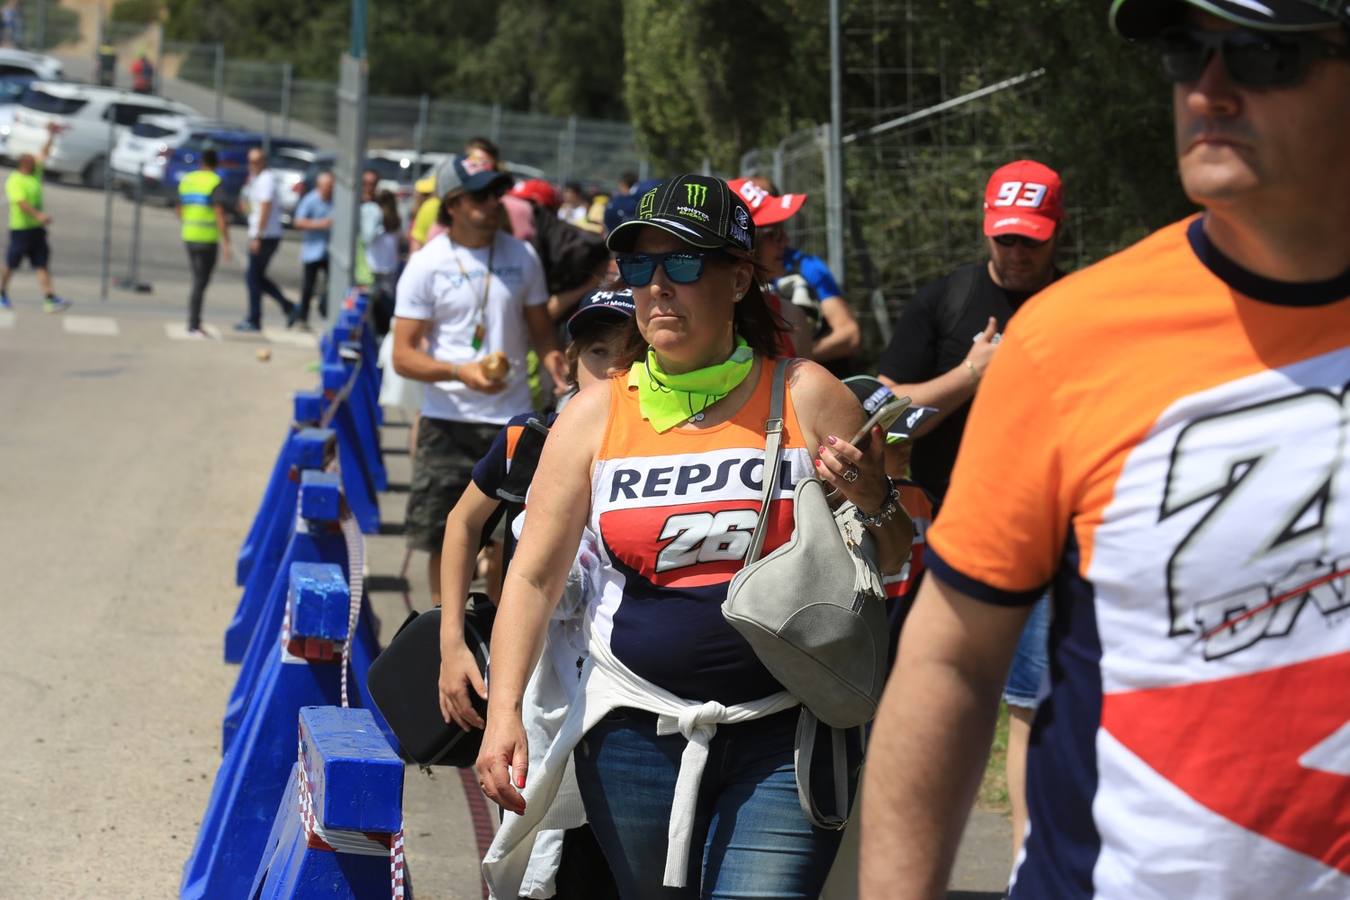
[727,177,808,227]
[982,160,1064,241]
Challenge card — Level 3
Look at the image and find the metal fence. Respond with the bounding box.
[741,69,1123,359]
[93,23,645,185]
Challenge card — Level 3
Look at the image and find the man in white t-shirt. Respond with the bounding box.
[393,153,568,606]
[235,147,295,332]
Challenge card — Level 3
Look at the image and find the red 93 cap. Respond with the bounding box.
[982,160,1064,241]
[726,177,808,227]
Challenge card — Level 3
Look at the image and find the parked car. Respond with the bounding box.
[162,128,314,217]
[7,82,197,186]
[0,73,37,161]
[109,114,237,198]
[269,145,321,225]
[0,48,62,81]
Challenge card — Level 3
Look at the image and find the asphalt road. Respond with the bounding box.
[0,178,1009,897]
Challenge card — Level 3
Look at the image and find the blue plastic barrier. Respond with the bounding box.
[325,348,388,494]
[182,565,357,900]
[248,706,406,899]
[225,426,336,663]
[321,363,382,535]
[223,472,349,752]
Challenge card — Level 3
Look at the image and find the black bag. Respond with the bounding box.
[366,592,496,767]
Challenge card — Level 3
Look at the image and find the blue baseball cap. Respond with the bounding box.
[603,178,663,234]
[566,287,636,341]
[435,153,513,198]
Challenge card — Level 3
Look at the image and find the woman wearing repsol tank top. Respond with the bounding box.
[476,174,913,899]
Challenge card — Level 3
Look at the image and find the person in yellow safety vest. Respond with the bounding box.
[177,148,232,338]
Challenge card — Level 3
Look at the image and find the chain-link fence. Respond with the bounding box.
[33,8,643,186]
[741,71,1124,362]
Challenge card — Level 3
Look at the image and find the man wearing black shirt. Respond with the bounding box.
[874,158,1064,863]
[876,159,1065,502]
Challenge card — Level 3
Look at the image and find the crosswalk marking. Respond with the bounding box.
[163,323,222,341]
[262,327,319,348]
[62,315,120,336]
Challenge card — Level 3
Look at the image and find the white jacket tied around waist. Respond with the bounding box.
[482,628,798,895]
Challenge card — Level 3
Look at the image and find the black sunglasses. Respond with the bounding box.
[992,234,1048,249]
[616,250,728,286]
[1159,27,1350,89]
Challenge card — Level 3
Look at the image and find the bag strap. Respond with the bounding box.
[793,708,851,830]
[743,358,789,566]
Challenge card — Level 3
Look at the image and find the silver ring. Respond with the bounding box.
[843,466,859,483]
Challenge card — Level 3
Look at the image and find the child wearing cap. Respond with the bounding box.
[434,288,643,899]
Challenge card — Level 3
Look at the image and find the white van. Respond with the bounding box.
[7,82,196,186]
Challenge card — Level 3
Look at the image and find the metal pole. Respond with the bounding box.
[412,93,428,173]
[826,0,846,288]
[99,116,115,301]
[213,43,224,120]
[117,164,151,292]
[153,22,164,94]
[490,102,501,145]
[36,0,48,49]
[263,110,272,156]
[638,156,649,181]
[566,114,578,184]
[280,63,292,136]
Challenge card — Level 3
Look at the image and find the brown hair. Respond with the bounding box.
[724,250,790,358]
[564,314,647,385]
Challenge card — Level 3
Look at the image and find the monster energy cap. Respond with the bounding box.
[605,174,755,254]
[1110,0,1349,38]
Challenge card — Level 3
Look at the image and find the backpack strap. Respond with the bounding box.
[743,358,789,566]
[934,263,982,342]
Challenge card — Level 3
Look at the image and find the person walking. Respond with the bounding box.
[390,153,568,609]
[290,170,334,329]
[861,2,1350,898]
[360,187,400,337]
[475,175,912,898]
[235,147,295,332]
[176,147,231,338]
[1,122,68,312]
[875,157,1066,865]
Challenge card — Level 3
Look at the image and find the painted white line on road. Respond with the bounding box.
[164,323,222,341]
[0,310,14,329]
[62,315,120,336]
[261,328,319,349]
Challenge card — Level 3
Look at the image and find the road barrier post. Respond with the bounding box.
[182,564,355,900]
[222,472,348,753]
[248,707,406,899]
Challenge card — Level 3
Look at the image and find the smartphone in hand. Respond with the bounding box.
[850,394,911,450]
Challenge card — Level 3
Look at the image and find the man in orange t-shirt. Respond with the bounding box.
[861,2,1350,898]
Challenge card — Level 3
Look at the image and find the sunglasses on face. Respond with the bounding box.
[992,234,1048,249]
[616,250,727,286]
[1158,27,1350,89]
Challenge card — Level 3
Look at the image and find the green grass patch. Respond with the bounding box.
[977,703,1011,813]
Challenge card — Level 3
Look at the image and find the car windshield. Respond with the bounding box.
[19,87,85,115]
[132,121,177,139]
[0,79,31,103]
[366,157,415,183]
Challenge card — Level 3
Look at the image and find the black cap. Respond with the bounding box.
[566,287,636,341]
[606,174,755,254]
[1110,0,1349,38]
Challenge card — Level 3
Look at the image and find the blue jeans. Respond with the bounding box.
[1004,594,1051,708]
[574,708,843,899]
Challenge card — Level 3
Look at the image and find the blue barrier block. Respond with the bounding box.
[182,567,354,900]
[293,390,326,427]
[321,366,381,535]
[340,346,388,490]
[223,472,348,752]
[289,563,350,641]
[248,707,406,899]
[226,428,336,663]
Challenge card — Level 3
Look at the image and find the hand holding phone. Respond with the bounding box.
[850,394,911,450]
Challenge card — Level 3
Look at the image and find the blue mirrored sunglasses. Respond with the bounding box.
[615,250,727,287]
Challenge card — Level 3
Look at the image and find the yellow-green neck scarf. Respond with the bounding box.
[628,338,755,433]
